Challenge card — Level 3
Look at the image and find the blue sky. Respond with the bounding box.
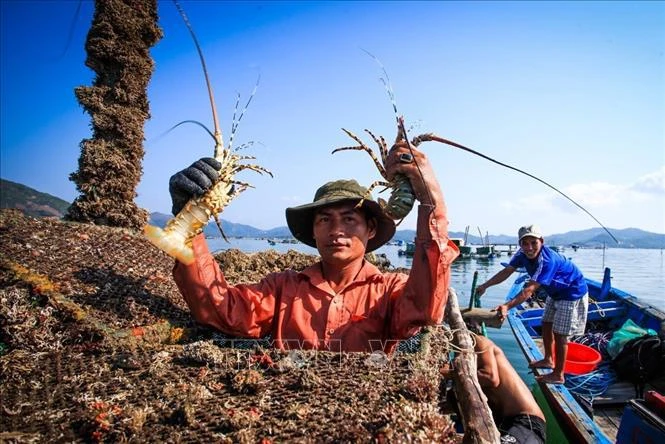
[2,1,664,236]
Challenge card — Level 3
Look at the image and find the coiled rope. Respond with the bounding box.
[565,362,616,399]
[564,333,615,399]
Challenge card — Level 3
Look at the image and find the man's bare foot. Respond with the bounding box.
[536,373,565,384]
[528,358,554,369]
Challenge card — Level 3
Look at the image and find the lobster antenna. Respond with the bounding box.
[229,73,261,150]
[53,0,84,61]
[173,0,223,155]
[422,134,619,244]
[154,120,217,145]
[360,48,436,207]
[361,50,616,244]
[360,49,399,125]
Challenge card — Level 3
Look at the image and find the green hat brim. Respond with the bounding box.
[285,197,396,253]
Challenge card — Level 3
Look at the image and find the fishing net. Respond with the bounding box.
[0,210,460,443]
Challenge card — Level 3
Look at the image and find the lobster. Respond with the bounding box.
[334,51,618,242]
[144,1,271,265]
[333,118,424,222]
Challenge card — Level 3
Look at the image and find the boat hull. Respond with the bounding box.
[506,268,665,443]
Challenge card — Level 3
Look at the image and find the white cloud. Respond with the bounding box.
[503,166,665,212]
[629,166,665,196]
[556,182,622,210]
[280,195,303,203]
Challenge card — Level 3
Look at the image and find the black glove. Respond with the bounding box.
[169,157,222,215]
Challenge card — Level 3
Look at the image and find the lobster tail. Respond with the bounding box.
[384,174,416,220]
[144,224,195,265]
[144,199,213,265]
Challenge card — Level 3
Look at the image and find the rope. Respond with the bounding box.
[571,332,612,357]
[564,333,615,400]
[588,296,607,318]
[444,325,479,354]
[564,362,616,400]
[402,324,479,354]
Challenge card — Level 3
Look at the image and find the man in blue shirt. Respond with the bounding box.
[475,224,588,384]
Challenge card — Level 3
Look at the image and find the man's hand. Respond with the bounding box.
[385,140,444,208]
[169,157,222,215]
[475,283,487,297]
[494,304,508,321]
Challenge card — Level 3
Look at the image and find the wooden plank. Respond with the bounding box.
[594,407,623,442]
[460,308,505,329]
[446,288,501,444]
[593,382,639,405]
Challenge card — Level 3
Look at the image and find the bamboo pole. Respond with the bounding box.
[446,287,500,444]
[468,271,479,310]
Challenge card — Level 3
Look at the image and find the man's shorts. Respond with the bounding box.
[498,414,546,444]
[542,293,588,336]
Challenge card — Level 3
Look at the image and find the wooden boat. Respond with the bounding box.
[398,241,415,257]
[458,245,473,259]
[506,267,665,443]
[458,226,473,258]
[450,238,464,249]
[474,245,496,259]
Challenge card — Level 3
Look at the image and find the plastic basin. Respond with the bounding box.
[563,343,602,375]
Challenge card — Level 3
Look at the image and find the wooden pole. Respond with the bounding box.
[446,287,500,444]
[468,271,479,310]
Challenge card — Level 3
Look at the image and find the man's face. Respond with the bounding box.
[519,236,543,260]
[312,202,376,265]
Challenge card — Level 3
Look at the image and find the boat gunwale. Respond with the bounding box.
[507,300,613,443]
[503,269,665,443]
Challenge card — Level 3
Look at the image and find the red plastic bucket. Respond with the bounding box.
[563,343,602,375]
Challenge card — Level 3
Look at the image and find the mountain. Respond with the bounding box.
[0,179,70,218]
[3,179,664,249]
[148,212,292,238]
[441,228,664,249]
[546,228,665,249]
[146,214,664,249]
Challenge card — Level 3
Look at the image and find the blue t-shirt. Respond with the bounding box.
[508,245,588,301]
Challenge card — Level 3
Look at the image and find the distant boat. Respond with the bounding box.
[458,244,473,259]
[398,241,416,257]
[470,227,497,259]
[474,245,496,259]
[449,238,474,261]
[267,239,276,246]
[460,226,472,258]
[506,267,665,442]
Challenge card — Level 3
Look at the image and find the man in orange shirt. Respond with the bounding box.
[169,141,459,352]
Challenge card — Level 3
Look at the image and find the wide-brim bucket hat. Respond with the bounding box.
[285,179,396,253]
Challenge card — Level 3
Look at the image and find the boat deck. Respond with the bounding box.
[532,338,665,441]
[508,268,665,443]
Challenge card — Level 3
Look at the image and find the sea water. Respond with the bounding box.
[207,238,664,383]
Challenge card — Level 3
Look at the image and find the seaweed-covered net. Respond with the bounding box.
[0,210,460,442]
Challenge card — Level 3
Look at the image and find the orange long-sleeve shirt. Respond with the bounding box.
[173,205,459,352]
